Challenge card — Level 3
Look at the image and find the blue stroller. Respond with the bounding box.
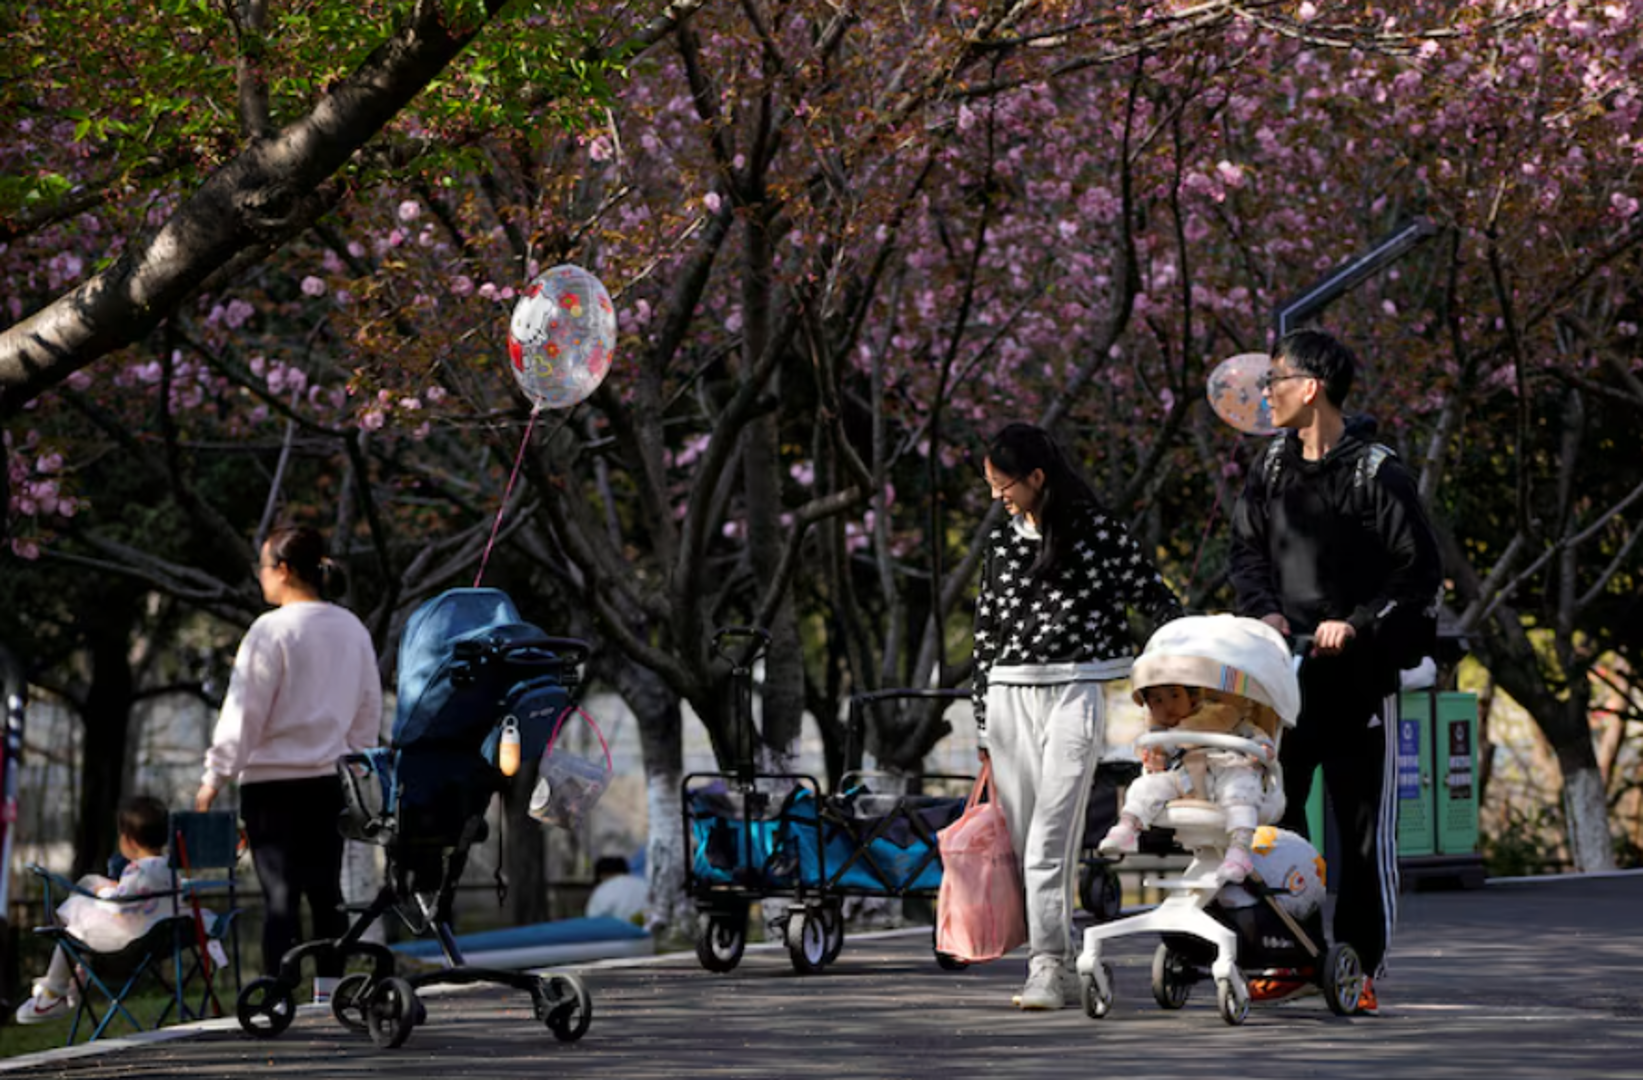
[233,588,594,1050]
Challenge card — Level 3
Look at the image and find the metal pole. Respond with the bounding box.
[0,644,25,1011]
[1275,218,1438,338]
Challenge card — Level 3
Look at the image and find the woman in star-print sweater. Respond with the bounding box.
[972,422,1182,1011]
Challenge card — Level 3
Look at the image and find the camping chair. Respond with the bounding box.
[168,810,243,1021]
[24,809,243,1044]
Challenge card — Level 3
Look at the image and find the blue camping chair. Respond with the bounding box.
[25,809,242,1044]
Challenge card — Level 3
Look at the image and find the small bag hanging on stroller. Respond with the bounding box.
[528,706,614,830]
[235,587,596,1051]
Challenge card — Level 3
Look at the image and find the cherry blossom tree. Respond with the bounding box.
[5,0,1642,915]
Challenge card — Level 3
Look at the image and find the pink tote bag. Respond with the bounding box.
[935,760,1027,962]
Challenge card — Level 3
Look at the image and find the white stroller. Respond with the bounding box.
[1074,614,1366,1025]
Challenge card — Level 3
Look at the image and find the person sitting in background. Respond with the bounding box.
[15,796,175,1024]
[584,855,647,926]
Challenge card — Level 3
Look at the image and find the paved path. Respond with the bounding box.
[5,873,1642,1079]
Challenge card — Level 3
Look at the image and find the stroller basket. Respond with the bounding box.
[339,748,400,844]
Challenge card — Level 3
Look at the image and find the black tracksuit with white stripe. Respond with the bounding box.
[1228,427,1443,977]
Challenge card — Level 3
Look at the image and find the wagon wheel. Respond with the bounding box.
[695,906,748,973]
[787,910,829,975]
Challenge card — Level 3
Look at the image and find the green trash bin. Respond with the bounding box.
[1395,692,1435,857]
[1434,692,1482,859]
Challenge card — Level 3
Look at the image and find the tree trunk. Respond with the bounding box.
[1562,768,1616,873]
[617,664,688,934]
[505,767,550,924]
[75,609,137,873]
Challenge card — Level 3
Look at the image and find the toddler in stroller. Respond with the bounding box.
[1074,614,1367,1026]
[1096,680,1277,884]
[233,588,594,1050]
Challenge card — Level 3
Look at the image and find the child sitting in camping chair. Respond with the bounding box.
[15,795,228,1029]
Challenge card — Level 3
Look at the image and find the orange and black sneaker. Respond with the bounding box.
[1356,977,1379,1015]
[1246,976,1308,1004]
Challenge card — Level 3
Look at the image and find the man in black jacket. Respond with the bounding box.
[1228,328,1443,1014]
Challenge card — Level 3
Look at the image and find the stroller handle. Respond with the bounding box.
[844,687,969,776]
[449,633,589,687]
[1136,730,1269,758]
[527,637,591,665]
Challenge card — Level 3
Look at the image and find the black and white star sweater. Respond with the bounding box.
[971,503,1183,741]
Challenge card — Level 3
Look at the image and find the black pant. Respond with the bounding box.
[241,775,347,978]
[1278,660,1400,977]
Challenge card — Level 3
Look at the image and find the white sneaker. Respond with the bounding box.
[14,984,72,1025]
[1014,957,1077,1010]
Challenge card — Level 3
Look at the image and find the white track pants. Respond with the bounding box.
[984,679,1106,961]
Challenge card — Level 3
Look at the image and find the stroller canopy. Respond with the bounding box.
[395,588,527,747]
[1130,614,1301,728]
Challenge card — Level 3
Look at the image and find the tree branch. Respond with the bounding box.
[1,0,511,417]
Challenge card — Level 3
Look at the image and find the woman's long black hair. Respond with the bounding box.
[986,422,1105,581]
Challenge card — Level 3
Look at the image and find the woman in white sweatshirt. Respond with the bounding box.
[196,524,382,1000]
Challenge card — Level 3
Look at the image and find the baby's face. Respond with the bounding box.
[1142,685,1196,726]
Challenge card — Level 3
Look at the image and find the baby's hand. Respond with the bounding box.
[1140,747,1167,772]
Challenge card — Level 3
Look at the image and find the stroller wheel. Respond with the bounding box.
[1081,963,1115,1019]
[1079,863,1124,923]
[331,972,373,1033]
[1319,942,1365,1017]
[1150,943,1193,1010]
[364,977,418,1049]
[786,910,829,975]
[696,908,748,973]
[819,902,846,965]
[539,973,593,1042]
[1216,977,1250,1026]
[236,977,296,1039]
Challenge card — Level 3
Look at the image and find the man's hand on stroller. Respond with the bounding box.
[1312,619,1356,656]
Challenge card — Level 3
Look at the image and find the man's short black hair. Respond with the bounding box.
[594,855,630,879]
[118,795,171,854]
[1276,328,1356,408]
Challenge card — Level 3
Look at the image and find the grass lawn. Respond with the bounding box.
[0,983,238,1059]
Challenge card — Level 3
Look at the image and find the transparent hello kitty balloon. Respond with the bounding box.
[506,265,617,410]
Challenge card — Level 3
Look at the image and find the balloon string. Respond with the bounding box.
[474,409,539,588]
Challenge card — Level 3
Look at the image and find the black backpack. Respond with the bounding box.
[1258,437,1440,669]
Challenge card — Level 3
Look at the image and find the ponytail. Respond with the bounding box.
[264,524,344,598]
